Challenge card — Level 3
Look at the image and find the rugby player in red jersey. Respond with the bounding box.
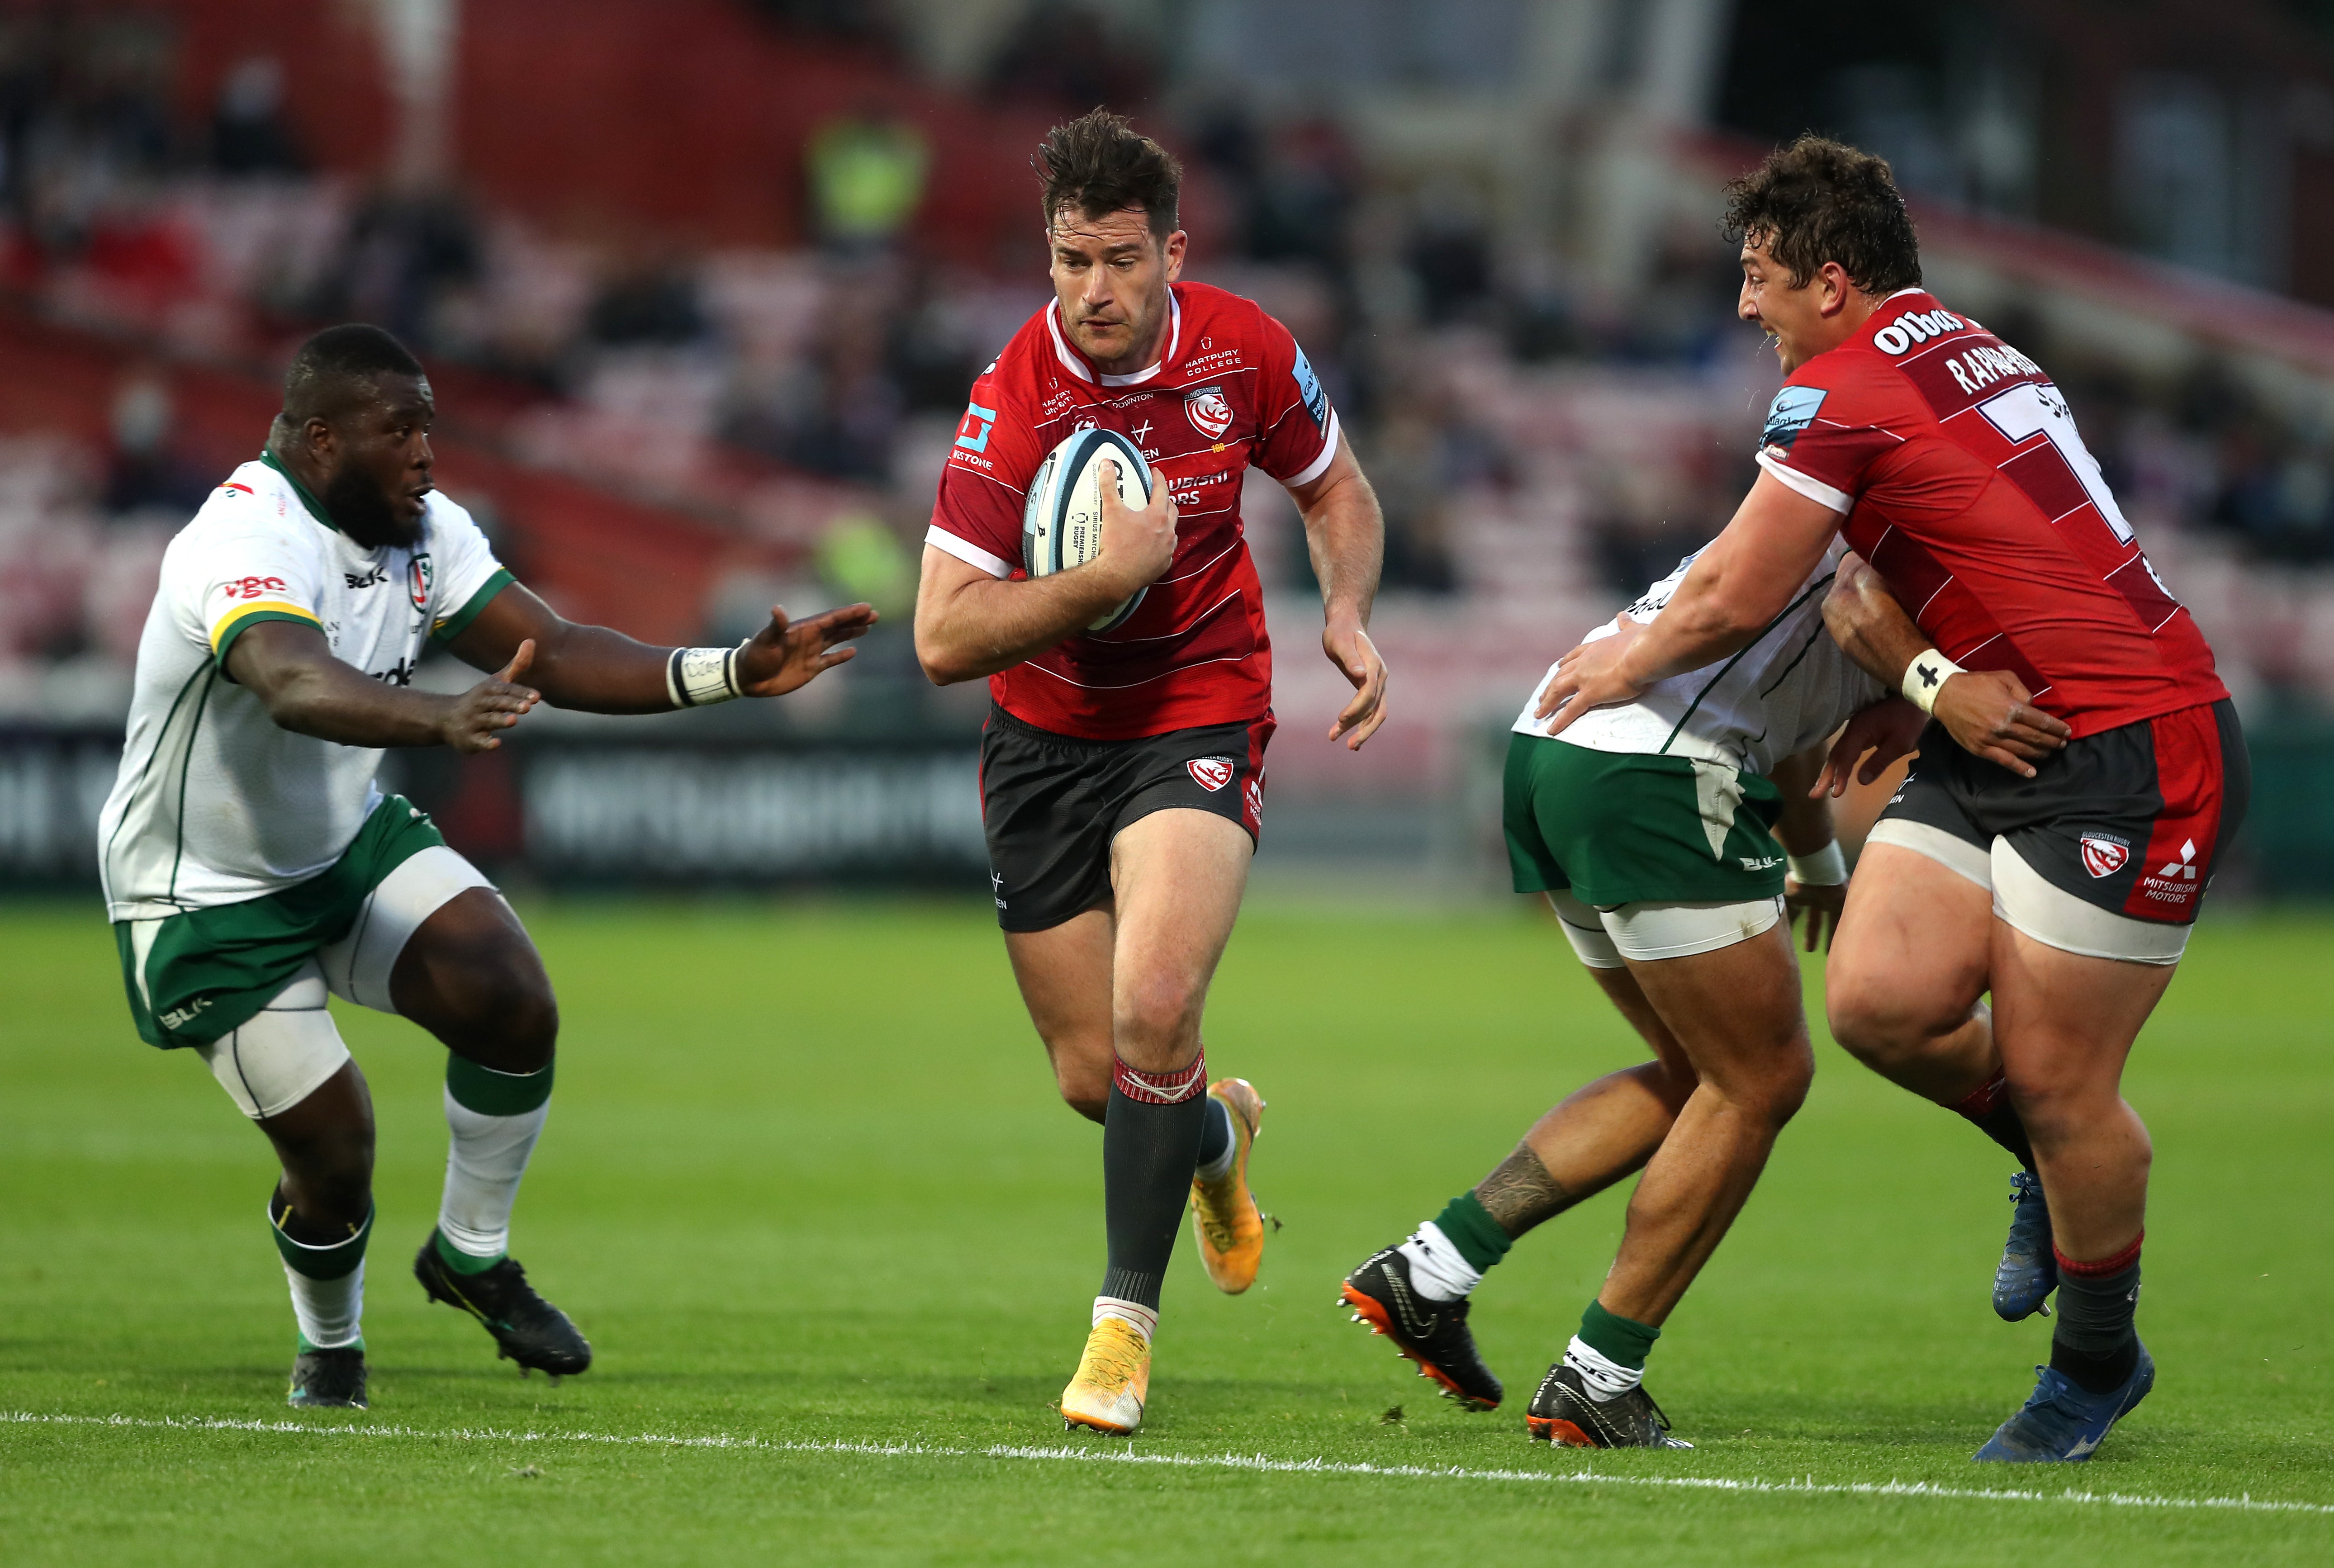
[1537,137,2245,1463]
[914,111,1389,1434]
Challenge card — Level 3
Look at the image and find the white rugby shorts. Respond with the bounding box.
[1865,820,2188,966]
[195,847,495,1118]
[1547,889,1784,970]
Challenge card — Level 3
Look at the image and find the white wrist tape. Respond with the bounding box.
[665,644,745,708]
[1902,648,1965,715]
[1788,840,1847,886]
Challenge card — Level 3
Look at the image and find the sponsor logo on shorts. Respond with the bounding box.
[1740,854,1783,872]
[2137,839,2201,908]
[2079,832,2130,879]
[1244,776,1264,829]
[159,995,211,1030]
[1187,757,1234,792]
[1185,385,1233,440]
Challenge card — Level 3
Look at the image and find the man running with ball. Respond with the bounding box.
[916,111,1390,1434]
[101,324,872,1408]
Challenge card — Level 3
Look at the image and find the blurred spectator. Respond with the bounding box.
[102,370,209,516]
[318,186,483,351]
[585,251,710,349]
[805,107,928,255]
[815,509,915,620]
[985,2,1156,111]
[209,56,303,178]
[1247,118,1360,279]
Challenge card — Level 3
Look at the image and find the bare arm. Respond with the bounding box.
[913,460,1176,685]
[445,581,874,713]
[228,621,538,753]
[1284,435,1390,749]
[1533,470,1842,732]
[1822,552,2069,778]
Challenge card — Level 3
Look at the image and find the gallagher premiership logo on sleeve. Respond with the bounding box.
[1290,343,1329,431]
[1760,386,1827,455]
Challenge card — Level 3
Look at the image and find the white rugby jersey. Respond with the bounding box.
[1513,540,1886,777]
[98,453,512,921]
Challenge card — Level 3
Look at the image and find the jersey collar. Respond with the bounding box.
[257,449,344,535]
[1046,289,1182,387]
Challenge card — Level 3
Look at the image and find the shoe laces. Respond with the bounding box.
[2009,1170,2043,1205]
[1082,1322,1148,1391]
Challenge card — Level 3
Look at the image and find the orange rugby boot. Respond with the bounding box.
[1189,1077,1268,1293]
[1059,1315,1151,1435]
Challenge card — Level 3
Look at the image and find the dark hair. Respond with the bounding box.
[1035,108,1181,240]
[1721,135,1921,296]
[281,323,425,425]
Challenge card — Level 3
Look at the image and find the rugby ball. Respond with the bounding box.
[1021,426,1154,633]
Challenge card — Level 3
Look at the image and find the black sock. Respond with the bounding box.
[1193,1094,1232,1174]
[2049,1239,2143,1394]
[1100,1061,1209,1313]
[1951,1075,2037,1170]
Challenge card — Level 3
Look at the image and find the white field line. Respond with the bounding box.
[6,1410,2331,1521]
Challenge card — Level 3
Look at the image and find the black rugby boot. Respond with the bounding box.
[288,1344,369,1409]
[1526,1364,1691,1448]
[1339,1244,1503,1410]
[414,1232,592,1379]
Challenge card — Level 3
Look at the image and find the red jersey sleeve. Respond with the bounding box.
[1251,310,1340,488]
[1753,360,1907,515]
[928,364,1045,578]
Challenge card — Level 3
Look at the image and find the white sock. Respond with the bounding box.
[1194,1098,1238,1184]
[1093,1296,1158,1341]
[1397,1221,1483,1303]
[438,1085,550,1260]
[1564,1334,1643,1402]
[285,1257,365,1349]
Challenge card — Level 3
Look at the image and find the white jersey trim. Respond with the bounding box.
[1046,294,1183,387]
[1282,409,1342,488]
[925,523,1014,579]
[1756,450,1854,515]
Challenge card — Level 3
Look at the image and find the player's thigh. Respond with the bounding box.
[1106,806,1252,1060]
[380,881,557,1072]
[1988,919,2173,1115]
[1827,843,1992,1049]
[1551,890,1697,1097]
[1615,914,1812,1118]
[1004,907,1118,1110]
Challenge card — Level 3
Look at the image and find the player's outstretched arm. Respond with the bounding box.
[229,621,539,753]
[1536,469,1841,734]
[443,582,876,714]
[1822,554,2069,778]
[1284,436,1389,750]
[1769,744,1848,952]
[914,461,1174,685]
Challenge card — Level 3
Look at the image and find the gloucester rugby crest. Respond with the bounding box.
[2080,832,2129,879]
[1184,385,1233,440]
[1187,756,1233,792]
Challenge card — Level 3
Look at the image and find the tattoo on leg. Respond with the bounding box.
[1474,1146,1573,1239]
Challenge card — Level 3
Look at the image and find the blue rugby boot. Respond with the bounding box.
[1973,1342,2154,1462]
[1993,1171,2057,1321]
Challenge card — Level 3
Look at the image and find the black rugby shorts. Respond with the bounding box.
[979,705,1272,933]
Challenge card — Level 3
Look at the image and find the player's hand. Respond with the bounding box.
[1532,616,1646,734]
[1813,696,1926,798]
[1096,460,1176,596]
[1324,621,1388,750]
[735,602,878,697]
[442,639,540,753]
[1932,668,2070,779]
[1784,876,1846,952]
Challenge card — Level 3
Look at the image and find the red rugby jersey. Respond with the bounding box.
[926,280,1339,740]
[1756,289,2226,738]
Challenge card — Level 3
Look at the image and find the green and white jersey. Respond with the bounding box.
[98,453,512,922]
[1513,540,1885,776]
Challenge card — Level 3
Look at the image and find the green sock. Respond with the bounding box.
[434,1228,502,1276]
[1430,1191,1513,1273]
[1577,1298,1660,1371]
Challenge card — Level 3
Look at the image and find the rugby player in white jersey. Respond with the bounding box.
[100,325,873,1408]
[1341,543,1885,1447]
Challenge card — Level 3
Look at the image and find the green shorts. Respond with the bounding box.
[114,795,446,1050]
[1503,734,1787,907]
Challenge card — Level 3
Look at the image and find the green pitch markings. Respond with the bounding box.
[4,898,2332,1564]
[9,1410,2334,1519]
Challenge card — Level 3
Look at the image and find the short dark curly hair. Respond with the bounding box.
[1035,108,1181,241]
[1721,135,1921,296]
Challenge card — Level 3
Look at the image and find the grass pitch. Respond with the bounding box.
[2,895,2331,1565]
